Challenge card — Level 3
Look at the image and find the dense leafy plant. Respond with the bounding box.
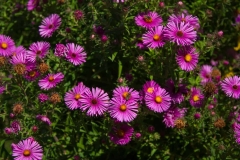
[0,0,240,159]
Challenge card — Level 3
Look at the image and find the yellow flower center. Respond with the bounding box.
[117,129,125,137]
[48,76,54,82]
[147,87,154,93]
[29,71,36,77]
[184,54,192,62]
[155,96,162,103]
[1,42,8,49]
[153,34,160,41]
[75,94,81,100]
[120,104,127,111]
[193,95,199,102]
[122,91,130,99]
[23,149,31,156]
[143,15,153,23]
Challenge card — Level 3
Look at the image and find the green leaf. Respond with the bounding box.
[118,60,122,78]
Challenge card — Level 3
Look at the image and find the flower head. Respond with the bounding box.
[64,82,88,110]
[145,87,171,113]
[36,115,51,125]
[168,13,199,27]
[38,93,48,102]
[10,45,26,57]
[0,86,5,94]
[135,11,163,28]
[39,14,62,38]
[80,87,109,116]
[27,41,50,62]
[38,72,64,90]
[189,87,204,107]
[65,43,87,65]
[109,123,134,145]
[163,106,187,128]
[10,120,21,134]
[164,21,197,46]
[109,97,138,122]
[200,65,213,84]
[24,69,40,81]
[54,43,66,57]
[0,35,15,57]
[142,25,166,48]
[221,76,240,99]
[27,0,40,11]
[113,86,139,101]
[176,46,199,71]
[12,138,43,160]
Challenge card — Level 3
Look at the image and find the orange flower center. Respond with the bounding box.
[29,71,36,77]
[120,104,127,111]
[193,95,199,102]
[155,96,162,103]
[23,149,31,156]
[1,42,8,49]
[117,129,125,137]
[143,15,153,23]
[48,76,54,82]
[177,31,183,37]
[75,94,81,100]
[184,54,192,62]
[153,34,160,41]
[122,91,130,99]
[147,87,154,93]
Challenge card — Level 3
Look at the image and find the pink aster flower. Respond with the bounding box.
[135,11,163,28]
[168,13,199,27]
[65,43,87,66]
[114,0,125,2]
[0,35,15,57]
[221,76,240,99]
[36,115,51,125]
[64,82,88,110]
[10,120,21,134]
[164,21,197,46]
[38,93,48,102]
[54,43,66,57]
[27,41,50,62]
[165,79,188,104]
[0,86,5,94]
[143,80,160,94]
[27,0,40,11]
[4,128,13,135]
[145,87,171,113]
[10,52,27,65]
[142,25,166,48]
[176,46,199,71]
[80,87,109,116]
[39,14,62,38]
[10,45,26,57]
[38,72,64,90]
[12,138,43,160]
[189,87,204,107]
[109,97,138,122]
[113,86,139,101]
[109,123,134,145]
[24,69,40,81]
[200,65,213,84]
[163,106,187,128]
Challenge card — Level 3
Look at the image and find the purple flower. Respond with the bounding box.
[0,86,5,94]
[233,122,240,144]
[27,0,40,11]
[24,69,40,81]
[38,72,64,90]
[27,41,50,62]
[74,10,84,20]
[163,106,187,128]
[200,65,213,84]
[113,86,139,101]
[135,11,163,29]
[4,128,13,135]
[189,87,204,107]
[142,25,166,48]
[38,93,48,102]
[36,115,51,125]
[109,97,138,122]
[194,112,201,119]
[145,87,171,113]
[10,45,26,57]
[164,21,197,46]
[12,138,43,160]
[54,43,66,57]
[39,14,62,38]
[176,46,199,71]
[168,13,199,27]
[109,123,134,145]
[65,43,87,66]
[221,76,240,99]
[64,82,88,110]
[80,87,110,116]
[10,120,21,134]
[0,34,15,57]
